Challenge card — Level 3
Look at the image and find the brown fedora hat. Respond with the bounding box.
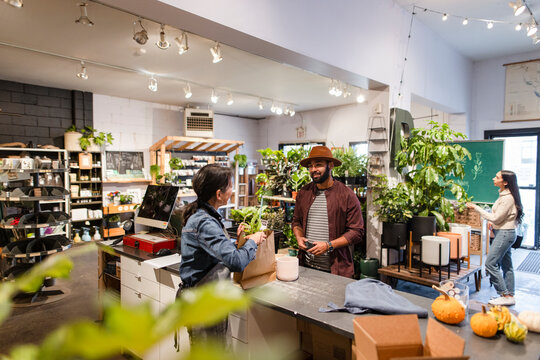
[299,146,342,167]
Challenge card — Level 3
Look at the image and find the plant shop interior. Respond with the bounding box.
[1,0,540,359]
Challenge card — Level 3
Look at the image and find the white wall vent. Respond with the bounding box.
[184,109,214,138]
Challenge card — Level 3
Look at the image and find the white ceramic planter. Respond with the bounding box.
[64,132,82,151]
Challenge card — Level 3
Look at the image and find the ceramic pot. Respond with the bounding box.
[411,215,436,243]
[359,258,379,277]
[64,131,82,151]
[382,222,409,248]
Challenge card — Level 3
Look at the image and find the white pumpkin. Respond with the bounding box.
[518,311,540,333]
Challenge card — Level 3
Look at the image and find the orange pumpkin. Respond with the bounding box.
[431,285,466,324]
[471,305,498,338]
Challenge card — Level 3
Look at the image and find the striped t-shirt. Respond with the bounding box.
[304,189,331,272]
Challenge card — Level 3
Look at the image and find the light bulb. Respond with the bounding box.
[174,32,189,55]
[270,103,276,113]
[276,106,283,115]
[184,83,192,99]
[227,93,234,105]
[515,1,526,16]
[258,99,263,110]
[75,2,94,26]
[528,22,538,36]
[289,108,295,117]
[442,13,448,21]
[156,24,170,50]
[356,94,366,103]
[148,76,158,92]
[487,21,494,29]
[462,18,469,25]
[4,0,23,8]
[516,23,523,31]
[534,35,540,44]
[210,43,223,63]
[210,89,218,103]
[76,61,88,80]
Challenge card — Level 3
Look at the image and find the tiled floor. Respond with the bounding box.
[395,248,540,313]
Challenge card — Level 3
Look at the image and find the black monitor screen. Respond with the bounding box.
[135,185,180,229]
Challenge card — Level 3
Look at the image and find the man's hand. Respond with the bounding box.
[307,241,329,256]
[297,236,308,250]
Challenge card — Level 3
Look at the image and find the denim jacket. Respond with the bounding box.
[179,203,257,287]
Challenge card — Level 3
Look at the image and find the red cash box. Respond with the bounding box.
[123,233,177,254]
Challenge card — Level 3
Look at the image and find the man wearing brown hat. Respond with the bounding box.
[292,146,364,278]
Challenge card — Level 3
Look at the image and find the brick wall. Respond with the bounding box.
[0,79,93,148]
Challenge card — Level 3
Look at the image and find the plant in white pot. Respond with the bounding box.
[64,126,114,152]
[64,125,82,151]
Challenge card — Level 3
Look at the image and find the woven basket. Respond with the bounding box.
[470,233,481,252]
[453,207,482,228]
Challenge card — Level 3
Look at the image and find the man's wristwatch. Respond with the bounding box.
[327,241,334,252]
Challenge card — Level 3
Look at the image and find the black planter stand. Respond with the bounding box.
[409,216,436,268]
[381,222,408,271]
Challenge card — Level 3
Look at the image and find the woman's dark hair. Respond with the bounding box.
[183,164,233,223]
[501,170,524,224]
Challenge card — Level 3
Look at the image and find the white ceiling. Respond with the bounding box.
[0,0,380,119]
[394,0,540,61]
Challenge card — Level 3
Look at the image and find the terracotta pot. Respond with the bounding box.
[291,191,298,200]
[436,231,462,259]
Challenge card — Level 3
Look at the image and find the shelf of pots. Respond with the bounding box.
[395,121,471,267]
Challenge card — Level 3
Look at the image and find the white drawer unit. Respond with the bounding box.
[121,269,160,301]
[159,268,182,292]
[229,313,248,343]
[121,256,160,283]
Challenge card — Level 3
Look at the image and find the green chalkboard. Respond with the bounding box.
[450,140,504,204]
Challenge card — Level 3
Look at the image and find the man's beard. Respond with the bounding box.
[311,164,331,184]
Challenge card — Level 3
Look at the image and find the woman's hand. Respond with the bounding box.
[466,202,476,209]
[307,241,329,255]
[246,231,267,245]
[237,224,245,237]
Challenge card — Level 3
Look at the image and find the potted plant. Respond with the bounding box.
[396,121,471,239]
[119,194,133,204]
[257,148,292,195]
[64,126,114,152]
[233,154,248,175]
[169,157,183,170]
[287,167,310,199]
[372,175,413,248]
[107,191,120,205]
[332,147,367,185]
[282,223,298,256]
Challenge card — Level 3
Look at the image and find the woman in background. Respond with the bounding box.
[179,164,266,344]
[467,170,523,306]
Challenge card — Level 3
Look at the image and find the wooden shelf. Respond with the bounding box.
[150,136,244,154]
[72,201,103,206]
[71,180,102,184]
[71,217,103,223]
[178,192,197,198]
[103,204,139,215]
[103,179,151,184]
[72,195,102,199]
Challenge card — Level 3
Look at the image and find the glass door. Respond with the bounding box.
[486,130,540,249]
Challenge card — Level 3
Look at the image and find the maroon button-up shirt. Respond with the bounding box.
[292,180,364,277]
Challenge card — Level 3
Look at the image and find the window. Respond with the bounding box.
[278,142,325,154]
[349,141,368,157]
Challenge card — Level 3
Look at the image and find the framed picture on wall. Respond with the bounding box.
[503,59,540,122]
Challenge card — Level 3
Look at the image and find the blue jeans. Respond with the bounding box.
[486,229,516,296]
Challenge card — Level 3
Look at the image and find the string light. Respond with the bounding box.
[462,18,469,26]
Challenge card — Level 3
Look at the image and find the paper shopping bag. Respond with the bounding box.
[233,230,276,289]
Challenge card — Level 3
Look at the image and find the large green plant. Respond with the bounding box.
[395,121,471,229]
[287,167,310,192]
[372,175,413,224]
[332,147,367,177]
[233,154,248,168]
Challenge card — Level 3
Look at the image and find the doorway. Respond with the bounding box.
[485,128,540,249]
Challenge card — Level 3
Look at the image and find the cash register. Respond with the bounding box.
[122,185,179,254]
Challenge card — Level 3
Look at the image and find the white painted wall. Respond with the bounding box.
[471,49,540,140]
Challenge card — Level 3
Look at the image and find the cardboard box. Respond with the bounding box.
[297,319,352,360]
[353,315,467,360]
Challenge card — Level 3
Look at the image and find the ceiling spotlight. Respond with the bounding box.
[442,13,448,21]
[462,18,469,25]
[3,0,23,8]
[334,83,343,97]
[329,80,336,96]
[516,23,523,31]
[210,42,223,63]
[534,35,540,44]
[289,108,295,117]
[509,0,527,16]
[211,89,219,103]
[226,93,234,106]
[284,107,290,116]
[184,83,192,99]
[132,18,148,45]
[156,24,170,50]
[527,20,538,36]
[76,61,88,80]
[148,76,158,92]
[258,99,263,110]
[276,105,283,115]
[174,32,189,55]
[270,102,276,113]
[356,94,366,103]
[75,2,94,26]
[487,21,494,29]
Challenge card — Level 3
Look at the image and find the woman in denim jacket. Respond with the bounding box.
[179,164,266,344]
[467,170,523,306]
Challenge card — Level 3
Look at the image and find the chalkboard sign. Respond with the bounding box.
[105,151,145,180]
[450,140,504,204]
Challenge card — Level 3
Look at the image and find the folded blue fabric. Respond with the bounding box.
[319,278,428,317]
